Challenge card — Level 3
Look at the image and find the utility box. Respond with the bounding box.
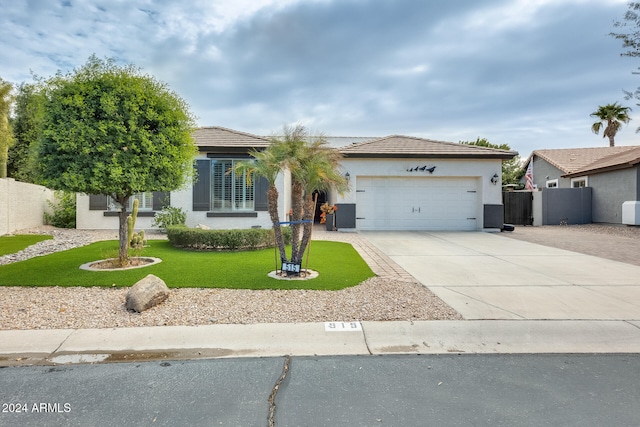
[335,203,356,229]
[622,201,640,225]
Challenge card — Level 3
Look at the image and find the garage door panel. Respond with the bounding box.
[356,177,479,231]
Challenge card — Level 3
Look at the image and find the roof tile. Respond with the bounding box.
[193,126,270,148]
[532,146,640,173]
[340,135,517,158]
[563,146,640,176]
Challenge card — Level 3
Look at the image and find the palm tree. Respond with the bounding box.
[590,103,631,147]
[234,124,348,275]
[293,135,348,264]
[236,147,288,263]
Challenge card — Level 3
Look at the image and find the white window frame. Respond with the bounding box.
[546,179,558,188]
[571,176,588,188]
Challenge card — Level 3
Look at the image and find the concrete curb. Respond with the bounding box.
[2,320,640,366]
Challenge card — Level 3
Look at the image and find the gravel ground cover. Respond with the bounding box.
[0,227,461,330]
[502,224,640,267]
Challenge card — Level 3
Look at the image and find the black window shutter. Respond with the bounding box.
[152,192,170,211]
[254,176,269,211]
[89,194,108,210]
[193,159,211,211]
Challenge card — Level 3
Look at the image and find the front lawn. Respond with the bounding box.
[0,240,374,290]
[0,234,53,257]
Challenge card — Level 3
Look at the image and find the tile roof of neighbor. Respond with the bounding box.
[531,146,640,174]
[339,135,518,159]
[563,146,640,177]
[192,126,270,148]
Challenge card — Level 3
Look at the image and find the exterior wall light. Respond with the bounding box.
[491,173,499,185]
[345,172,350,181]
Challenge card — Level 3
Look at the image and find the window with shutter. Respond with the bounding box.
[211,159,254,211]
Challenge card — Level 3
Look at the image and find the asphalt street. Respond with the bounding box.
[1,354,639,427]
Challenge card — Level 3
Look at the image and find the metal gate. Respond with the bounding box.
[503,191,533,225]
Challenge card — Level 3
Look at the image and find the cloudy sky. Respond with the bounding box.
[3,0,639,158]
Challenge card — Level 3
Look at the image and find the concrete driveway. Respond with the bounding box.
[362,231,640,320]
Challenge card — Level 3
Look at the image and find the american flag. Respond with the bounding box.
[525,160,535,191]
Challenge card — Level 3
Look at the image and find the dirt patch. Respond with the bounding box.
[79,257,162,271]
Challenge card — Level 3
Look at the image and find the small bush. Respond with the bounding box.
[44,191,76,228]
[167,226,292,251]
[152,206,187,231]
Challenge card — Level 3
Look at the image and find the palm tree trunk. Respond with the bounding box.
[609,135,615,147]
[267,184,288,262]
[296,193,317,263]
[290,180,304,263]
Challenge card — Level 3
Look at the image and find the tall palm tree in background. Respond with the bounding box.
[0,78,14,178]
[590,103,631,147]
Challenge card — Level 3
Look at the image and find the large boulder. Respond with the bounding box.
[125,274,170,313]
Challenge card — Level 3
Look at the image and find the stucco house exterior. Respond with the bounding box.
[76,126,517,232]
[524,146,640,224]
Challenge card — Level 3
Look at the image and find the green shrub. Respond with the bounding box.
[44,191,76,228]
[167,226,292,251]
[152,206,187,231]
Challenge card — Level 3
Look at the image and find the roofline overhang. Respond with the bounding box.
[197,146,267,153]
[563,160,640,177]
[341,153,517,160]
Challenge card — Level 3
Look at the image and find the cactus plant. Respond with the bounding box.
[127,198,146,250]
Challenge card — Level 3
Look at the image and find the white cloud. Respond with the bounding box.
[1,0,638,158]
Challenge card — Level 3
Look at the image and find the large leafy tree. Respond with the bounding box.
[238,125,348,274]
[7,82,44,182]
[460,138,522,186]
[0,77,14,178]
[611,3,640,132]
[38,55,197,265]
[590,103,631,147]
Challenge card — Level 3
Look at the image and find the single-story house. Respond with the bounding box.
[524,146,640,224]
[76,126,517,232]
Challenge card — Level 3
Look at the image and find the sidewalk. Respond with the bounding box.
[2,320,640,366]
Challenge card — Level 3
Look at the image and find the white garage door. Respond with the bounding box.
[356,177,479,231]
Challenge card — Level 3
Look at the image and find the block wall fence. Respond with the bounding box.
[0,178,55,235]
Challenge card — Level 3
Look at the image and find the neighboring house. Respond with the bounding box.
[77,127,517,231]
[523,146,640,224]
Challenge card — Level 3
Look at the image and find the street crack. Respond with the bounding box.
[268,354,291,427]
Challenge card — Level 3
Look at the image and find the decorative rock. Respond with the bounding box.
[125,274,170,313]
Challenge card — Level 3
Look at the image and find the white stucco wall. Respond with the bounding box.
[0,178,56,235]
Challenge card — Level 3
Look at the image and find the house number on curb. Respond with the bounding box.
[325,322,362,332]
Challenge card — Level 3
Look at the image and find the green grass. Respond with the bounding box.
[0,235,53,257]
[0,240,374,290]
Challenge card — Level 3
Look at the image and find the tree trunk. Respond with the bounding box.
[296,193,316,263]
[609,135,615,147]
[115,195,131,267]
[267,184,287,262]
[290,180,304,263]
